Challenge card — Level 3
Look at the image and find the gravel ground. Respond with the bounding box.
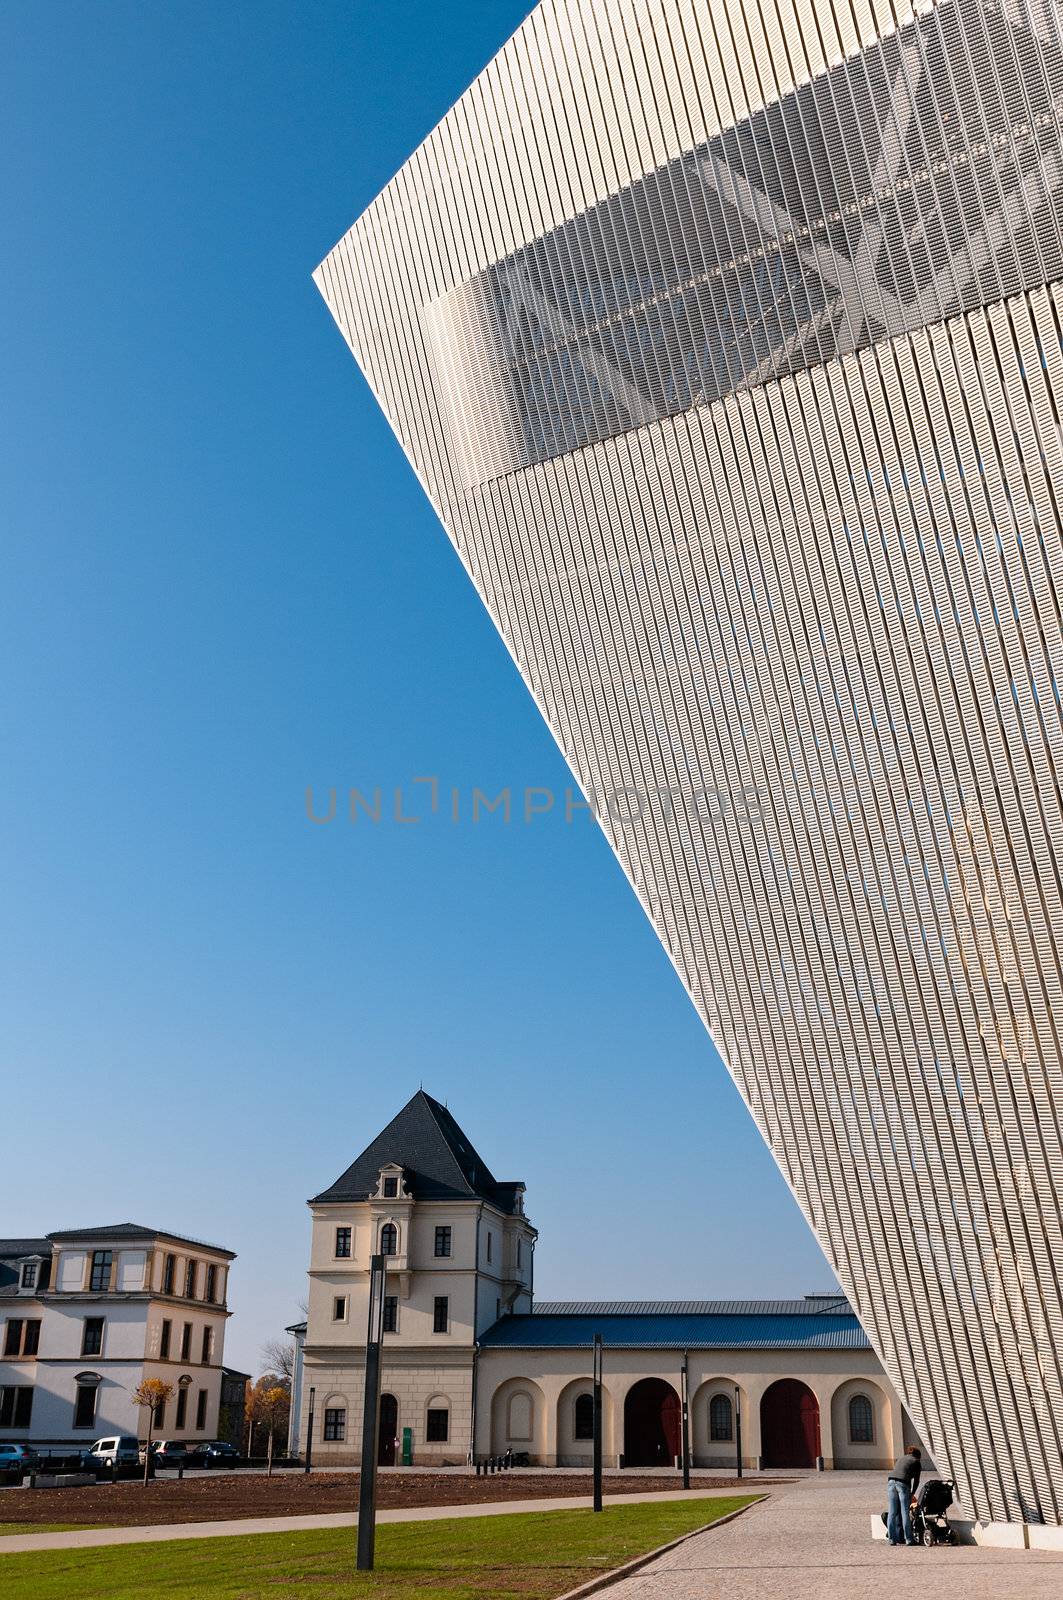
[0,1469,779,1529]
[604,1472,1063,1599]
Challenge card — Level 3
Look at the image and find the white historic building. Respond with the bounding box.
[295,1094,916,1470]
[0,1224,235,1448]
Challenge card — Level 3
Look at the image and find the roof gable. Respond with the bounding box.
[310,1091,522,1212]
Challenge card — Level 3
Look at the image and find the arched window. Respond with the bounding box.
[507,1391,532,1440]
[848,1393,874,1443]
[574,1392,594,1441]
[380,1223,397,1257]
[709,1393,733,1441]
[323,1405,346,1441]
[426,1396,450,1442]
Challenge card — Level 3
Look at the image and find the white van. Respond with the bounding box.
[87,1435,140,1470]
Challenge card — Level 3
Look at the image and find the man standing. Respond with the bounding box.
[886,1445,922,1546]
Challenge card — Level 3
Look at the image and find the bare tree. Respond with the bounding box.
[259,1338,295,1388]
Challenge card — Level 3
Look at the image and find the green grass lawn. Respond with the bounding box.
[0,1524,88,1537]
[0,1496,758,1599]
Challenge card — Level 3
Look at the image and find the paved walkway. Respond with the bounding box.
[605,1473,1063,1599]
[0,1484,743,1555]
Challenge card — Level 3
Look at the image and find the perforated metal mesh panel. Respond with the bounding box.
[427,1,1063,487]
[314,0,1063,1525]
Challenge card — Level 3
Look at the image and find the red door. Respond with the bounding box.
[661,1388,682,1460]
[623,1379,682,1467]
[759,1380,820,1467]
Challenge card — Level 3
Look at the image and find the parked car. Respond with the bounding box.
[149,1440,190,1470]
[0,1443,40,1481]
[199,1439,240,1468]
[87,1436,141,1473]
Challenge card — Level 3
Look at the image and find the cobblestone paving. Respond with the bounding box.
[605,1473,1063,1599]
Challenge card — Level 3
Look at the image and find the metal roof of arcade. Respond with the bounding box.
[480,1302,869,1351]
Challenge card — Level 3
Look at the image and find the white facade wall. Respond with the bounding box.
[315,0,1063,1527]
[1,1233,232,1448]
[302,1186,535,1465]
[477,1344,909,1469]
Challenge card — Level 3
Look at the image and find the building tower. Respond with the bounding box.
[301,1091,534,1463]
[312,0,1063,1530]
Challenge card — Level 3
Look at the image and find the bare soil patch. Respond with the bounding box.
[0,1469,780,1529]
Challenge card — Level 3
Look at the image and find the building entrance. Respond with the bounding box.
[623,1377,681,1467]
[378,1393,398,1466]
[760,1379,820,1467]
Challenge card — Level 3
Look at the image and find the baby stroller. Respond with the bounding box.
[912,1478,958,1546]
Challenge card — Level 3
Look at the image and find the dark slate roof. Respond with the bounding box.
[0,1240,52,1298]
[0,1239,51,1259]
[480,1304,870,1351]
[46,1224,234,1257]
[310,1091,524,1213]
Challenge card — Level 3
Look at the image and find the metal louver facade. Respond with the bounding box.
[315,0,1063,1526]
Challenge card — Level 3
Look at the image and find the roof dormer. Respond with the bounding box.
[373,1163,409,1201]
[17,1255,46,1296]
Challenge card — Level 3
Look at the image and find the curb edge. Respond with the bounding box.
[553,1496,764,1600]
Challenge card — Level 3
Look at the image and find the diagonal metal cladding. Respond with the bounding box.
[315,0,1063,1529]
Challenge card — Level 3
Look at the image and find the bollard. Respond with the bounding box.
[178,1465,184,1481]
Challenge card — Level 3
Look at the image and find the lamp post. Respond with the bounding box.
[357,1255,387,1571]
[680,1354,691,1490]
[304,1386,316,1475]
[735,1386,743,1481]
[592,1334,604,1513]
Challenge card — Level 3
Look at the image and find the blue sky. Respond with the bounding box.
[2,0,835,1375]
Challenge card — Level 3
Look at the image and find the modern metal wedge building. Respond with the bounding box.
[314,0,1063,1528]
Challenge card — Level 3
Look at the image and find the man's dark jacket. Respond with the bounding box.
[888,1453,922,1493]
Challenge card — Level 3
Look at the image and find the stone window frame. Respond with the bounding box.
[506,1389,534,1441]
[89,1251,113,1293]
[573,1391,594,1441]
[323,1401,346,1442]
[72,1371,101,1429]
[81,1316,105,1358]
[425,1394,451,1443]
[848,1392,875,1444]
[709,1392,733,1442]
